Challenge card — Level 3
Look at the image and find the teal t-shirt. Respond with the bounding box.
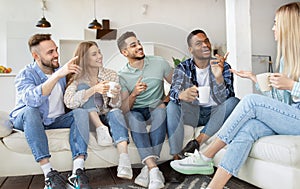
[118,56,172,108]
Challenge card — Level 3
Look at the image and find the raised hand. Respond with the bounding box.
[55,56,81,78]
[210,52,229,79]
[131,77,147,97]
[230,69,257,83]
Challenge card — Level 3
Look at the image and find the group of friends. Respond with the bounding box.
[8,2,300,189]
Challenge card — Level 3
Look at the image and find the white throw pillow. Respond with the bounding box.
[0,111,13,138]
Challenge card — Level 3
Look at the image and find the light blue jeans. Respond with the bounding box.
[100,110,130,145]
[126,107,167,163]
[78,83,129,145]
[13,107,89,162]
[167,97,239,155]
[217,94,300,176]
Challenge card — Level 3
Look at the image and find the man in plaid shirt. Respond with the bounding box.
[166,29,240,182]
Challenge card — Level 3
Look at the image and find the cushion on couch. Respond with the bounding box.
[0,111,13,138]
[3,129,72,153]
[249,135,300,168]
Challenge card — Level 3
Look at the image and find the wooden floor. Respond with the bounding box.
[0,161,260,189]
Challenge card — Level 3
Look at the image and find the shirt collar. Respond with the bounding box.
[32,61,59,81]
[125,56,149,73]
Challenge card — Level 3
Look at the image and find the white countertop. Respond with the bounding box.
[0,73,17,77]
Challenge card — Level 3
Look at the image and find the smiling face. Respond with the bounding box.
[188,33,212,61]
[122,36,145,60]
[87,45,103,69]
[34,40,59,73]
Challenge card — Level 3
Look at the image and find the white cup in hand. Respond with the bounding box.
[256,73,271,92]
[107,81,117,97]
[197,86,210,103]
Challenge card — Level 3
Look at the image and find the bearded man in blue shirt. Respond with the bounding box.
[10,34,91,189]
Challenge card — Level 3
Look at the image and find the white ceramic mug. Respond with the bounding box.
[256,73,271,92]
[197,86,210,103]
[106,81,117,97]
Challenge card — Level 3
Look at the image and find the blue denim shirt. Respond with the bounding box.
[9,62,66,125]
[170,58,235,105]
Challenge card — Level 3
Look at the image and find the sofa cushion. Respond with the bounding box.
[2,125,196,156]
[2,129,72,154]
[0,111,13,138]
[249,135,300,168]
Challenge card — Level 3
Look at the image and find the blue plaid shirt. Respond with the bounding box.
[170,58,235,105]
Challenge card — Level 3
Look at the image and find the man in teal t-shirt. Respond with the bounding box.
[117,31,173,189]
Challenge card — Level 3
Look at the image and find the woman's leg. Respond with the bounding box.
[204,93,300,159]
[207,119,275,189]
[107,109,132,179]
[202,97,240,140]
[107,109,129,145]
[217,94,300,146]
[89,111,105,128]
[202,138,226,158]
[208,168,232,189]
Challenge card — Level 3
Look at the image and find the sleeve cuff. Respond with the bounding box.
[291,81,300,97]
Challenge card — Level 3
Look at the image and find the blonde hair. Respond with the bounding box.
[275,2,300,81]
[66,41,98,86]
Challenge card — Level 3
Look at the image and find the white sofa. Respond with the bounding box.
[0,110,196,176]
[201,133,300,189]
[1,113,300,189]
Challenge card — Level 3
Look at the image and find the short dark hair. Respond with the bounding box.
[187,29,207,47]
[117,31,136,51]
[28,34,52,52]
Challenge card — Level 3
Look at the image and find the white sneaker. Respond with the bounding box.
[96,126,113,146]
[117,153,133,179]
[170,150,214,175]
[149,167,165,189]
[134,165,149,187]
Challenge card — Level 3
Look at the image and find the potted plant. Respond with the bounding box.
[172,56,187,67]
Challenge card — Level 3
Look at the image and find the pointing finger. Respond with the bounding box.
[224,52,229,60]
[137,77,143,84]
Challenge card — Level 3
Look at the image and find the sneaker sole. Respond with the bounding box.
[66,183,75,189]
[117,173,133,180]
[170,162,214,175]
[134,179,149,188]
[67,184,91,189]
[149,182,165,189]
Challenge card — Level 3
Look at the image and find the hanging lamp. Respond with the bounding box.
[36,0,51,28]
[88,0,102,29]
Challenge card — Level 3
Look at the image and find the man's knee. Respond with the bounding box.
[167,101,180,114]
[225,97,240,106]
[23,106,40,117]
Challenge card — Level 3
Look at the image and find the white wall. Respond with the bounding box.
[0,0,296,111]
[251,0,292,72]
[1,0,227,72]
[226,0,253,98]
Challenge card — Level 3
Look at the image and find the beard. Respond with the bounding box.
[134,54,145,60]
[41,58,59,69]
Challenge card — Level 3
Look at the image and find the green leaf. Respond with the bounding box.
[172,56,187,67]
